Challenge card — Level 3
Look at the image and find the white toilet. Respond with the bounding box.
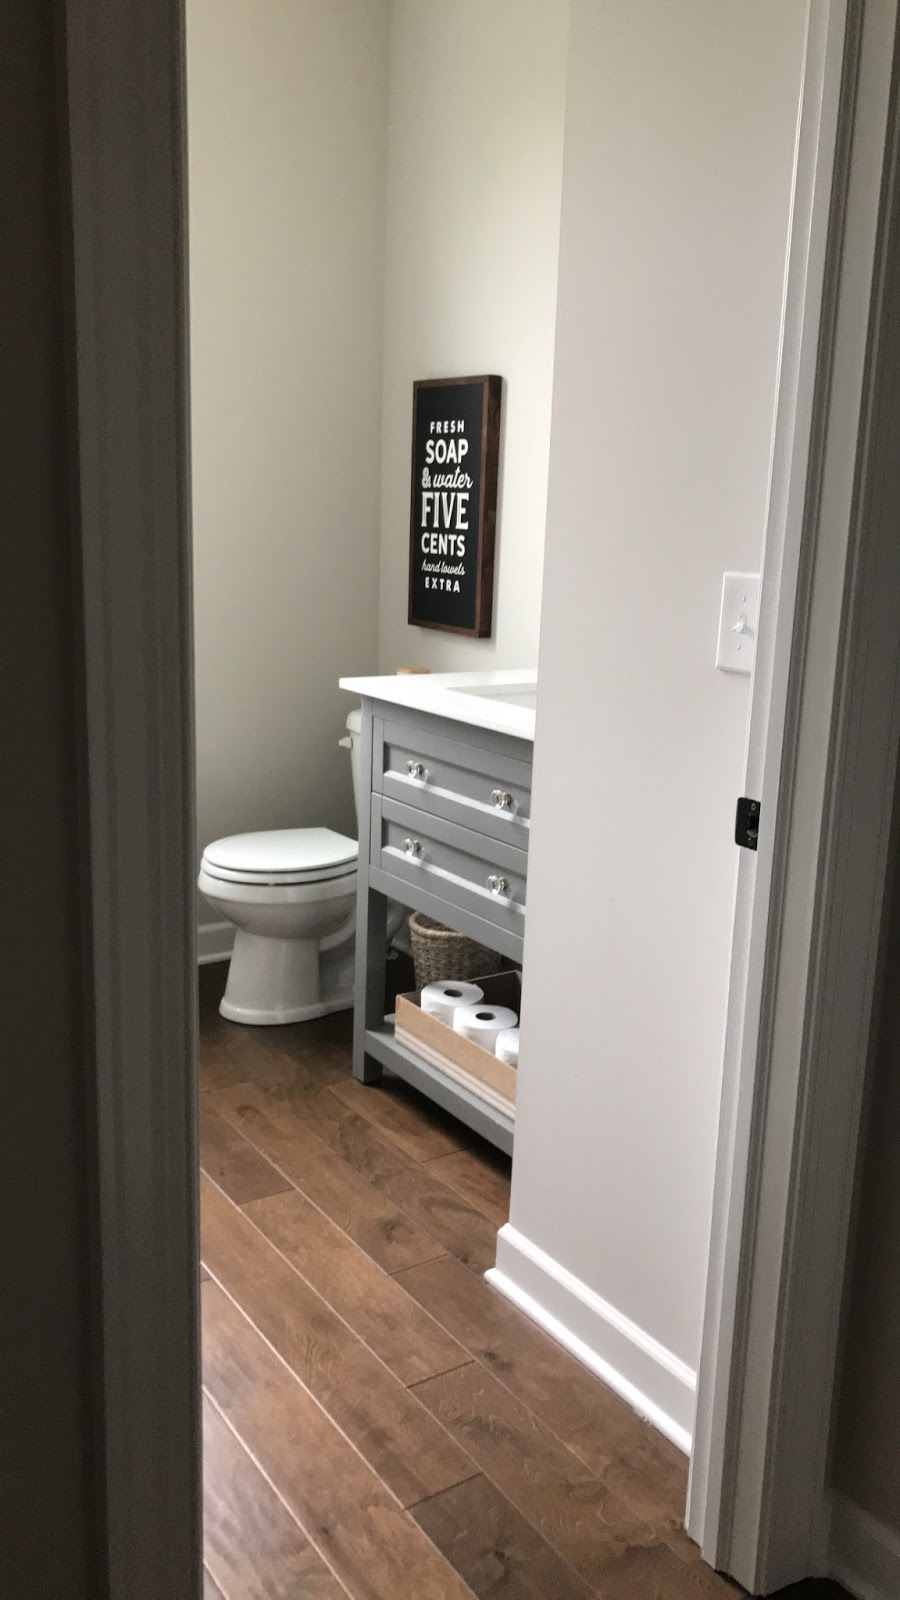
[199,709,382,1025]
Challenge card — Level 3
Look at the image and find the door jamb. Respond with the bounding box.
[689,1,900,1590]
[688,0,851,1558]
[65,0,202,1594]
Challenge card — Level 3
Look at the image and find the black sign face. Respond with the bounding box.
[408,375,501,637]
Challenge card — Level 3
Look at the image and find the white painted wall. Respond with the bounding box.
[496,0,809,1437]
[377,0,569,673]
[188,0,389,907]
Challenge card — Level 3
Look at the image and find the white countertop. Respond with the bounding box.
[339,669,537,741]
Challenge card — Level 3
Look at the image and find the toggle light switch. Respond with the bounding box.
[716,572,760,675]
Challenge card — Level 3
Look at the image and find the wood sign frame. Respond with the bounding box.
[408,374,502,637]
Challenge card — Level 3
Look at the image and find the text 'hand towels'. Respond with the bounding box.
[453,1003,519,1052]
[420,980,484,1026]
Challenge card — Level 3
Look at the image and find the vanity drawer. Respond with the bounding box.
[375,718,532,848]
[373,796,527,941]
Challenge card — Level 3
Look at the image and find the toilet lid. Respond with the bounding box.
[201,827,358,885]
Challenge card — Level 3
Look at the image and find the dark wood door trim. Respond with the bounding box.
[64,0,201,1593]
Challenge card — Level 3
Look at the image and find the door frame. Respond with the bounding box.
[65,0,202,1594]
[688,0,900,1591]
[64,0,900,1595]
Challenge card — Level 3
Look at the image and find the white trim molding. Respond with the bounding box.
[689,0,852,1564]
[691,2,900,1591]
[830,1494,900,1600]
[487,1225,696,1453]
[197,920,235,966]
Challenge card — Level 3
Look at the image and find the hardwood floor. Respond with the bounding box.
[197,964,846,1600]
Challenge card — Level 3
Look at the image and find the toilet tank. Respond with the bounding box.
[343,707,363,834]
[343,705,409,951]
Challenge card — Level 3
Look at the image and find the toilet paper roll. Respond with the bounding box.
[494,1027,520,1068]
[452,1003,519,1052]
[420,980,484,1025]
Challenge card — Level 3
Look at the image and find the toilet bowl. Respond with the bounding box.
[198,827,358,1024]
[199,708,405,1025]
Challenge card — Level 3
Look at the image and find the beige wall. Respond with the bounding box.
[188,0,389,899]
[377,0,569,673]
[833,807,900,1537]
[506,0,808,1390]
[189,0,567,912]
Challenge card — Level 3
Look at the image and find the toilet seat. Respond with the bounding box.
[201,827,358,887]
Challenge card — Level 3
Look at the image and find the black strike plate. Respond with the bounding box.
[735,796,761,851]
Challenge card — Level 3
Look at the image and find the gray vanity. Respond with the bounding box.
[340,672,536,1155]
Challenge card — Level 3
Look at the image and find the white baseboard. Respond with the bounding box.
[829,1492,900,1600]
[197,921,234,966]
[486,1224,695,1454]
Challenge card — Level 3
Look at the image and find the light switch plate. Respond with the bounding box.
[716,572,760,674]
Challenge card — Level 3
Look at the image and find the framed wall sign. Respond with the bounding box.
[408,374,502,636]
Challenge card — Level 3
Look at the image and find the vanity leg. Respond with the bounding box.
[352,699,386,1083]
[353,884,387,1083]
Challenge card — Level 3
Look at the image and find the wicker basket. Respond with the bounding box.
[408,911,496,992]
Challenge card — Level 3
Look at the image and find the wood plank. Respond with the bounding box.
[525,1539,744,1599]
[199,1003,354,1097]
[201,1173,475,1507]
[199,1100,292,1205]
[203,1392,346,1599]
[268,1083,411,1185]
[421,1149,511,1228]
[258,1010,354,1082]
[412,1361,663,1588]
[201,1280,478,1600]
[243,1186,469,1387]
[373,1163,500,1273]
[394,1254,688,1531]
[210,1081,446,1273]
[330,1074,465,1163]
[198,1016,305,1097]
[198,1034,255,1095]
[412,1475,593,1600]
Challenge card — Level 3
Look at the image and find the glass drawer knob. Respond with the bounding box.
[491,789,513,809]
[402,837,423,858]
[406,759,425,779]
[487,874,509,895]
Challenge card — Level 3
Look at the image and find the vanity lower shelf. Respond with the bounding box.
[365,1017,515,1157]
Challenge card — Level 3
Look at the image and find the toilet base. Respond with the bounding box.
[219,929,353,1027]
[219,992,353,1026]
